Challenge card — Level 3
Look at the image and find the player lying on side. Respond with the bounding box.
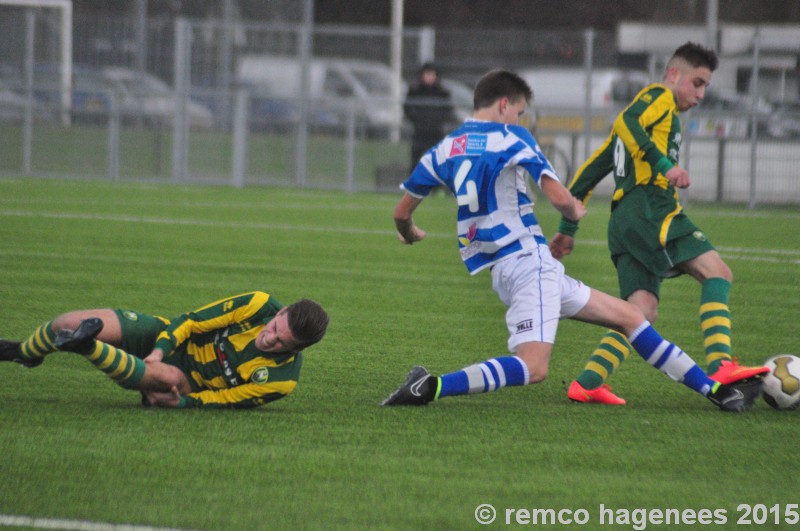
[0,291,328,409]
[381,68,764,412]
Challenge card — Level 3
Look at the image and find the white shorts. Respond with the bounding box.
[491,246,591,352]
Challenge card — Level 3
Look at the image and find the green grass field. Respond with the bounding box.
[0,177,799,530]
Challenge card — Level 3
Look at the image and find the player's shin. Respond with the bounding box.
[83,341,146,390]
[700,277,733,374]
[438,356,529,399]
[575,330,630,390]
[18,321,58,365]
[628,321,715,395]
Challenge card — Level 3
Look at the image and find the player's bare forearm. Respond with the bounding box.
[394,193,426,244]
[541,177,586,222]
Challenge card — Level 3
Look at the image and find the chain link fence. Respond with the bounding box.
[0,4,798,205]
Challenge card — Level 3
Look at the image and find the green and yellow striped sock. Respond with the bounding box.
[83,341,146,390]
[18,321,58,365]
[575,330,631,390]
[700,277,732,375]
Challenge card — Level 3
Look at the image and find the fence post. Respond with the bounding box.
[108,90,120,181]
[582,28,595,163]
[172,17,190,183]
[231,87,248,188]
[748,28,761,209]
[716,138,726,202]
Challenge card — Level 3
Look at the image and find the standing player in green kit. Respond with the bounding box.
[549,42,768,404]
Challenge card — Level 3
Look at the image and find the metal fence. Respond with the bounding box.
[0,5,798,205]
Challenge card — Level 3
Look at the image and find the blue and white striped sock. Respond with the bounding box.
[629,321,715,396]
[438,356,530,399]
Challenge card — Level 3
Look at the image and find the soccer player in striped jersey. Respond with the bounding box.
[381,68,762,412]
[0,291,328,409]
[549,42,768,405]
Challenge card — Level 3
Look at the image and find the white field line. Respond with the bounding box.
[0,209,798,264]
[0,513,198,531]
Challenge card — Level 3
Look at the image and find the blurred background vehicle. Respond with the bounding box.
[237,55,403,137]
[686,87,772,138]
[101,66,214,130]
[766,100,800,139]
[439,77,473,124]
[0,78,55,124]
[517,68,651,111]
[2,64,214,129]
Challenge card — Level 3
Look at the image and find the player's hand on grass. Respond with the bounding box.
[549,233,574,259]
[143,386,182,408]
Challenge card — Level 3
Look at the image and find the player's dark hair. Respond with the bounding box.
[671,41,718,72]
[285,298,329,350]
[473,69,533,111]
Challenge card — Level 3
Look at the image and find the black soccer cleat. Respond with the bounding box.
[381,366,437,406]
[0,339,42,368]
[707,378,764,412]
[54,318,104,355]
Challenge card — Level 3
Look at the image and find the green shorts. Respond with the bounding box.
[608,187,715,300]
[114,309,170,358]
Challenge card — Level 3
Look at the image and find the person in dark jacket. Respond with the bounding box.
[404,62,456,170]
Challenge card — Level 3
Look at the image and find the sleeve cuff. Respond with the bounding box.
[653,156,675,176]
[558,217,579,237]
[177,396,200,409]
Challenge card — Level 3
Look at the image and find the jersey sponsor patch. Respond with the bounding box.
[251,366,270,384]
[515,319,534,335]
[449,134,487,157]
[693,230,707,242]
[122,311,139,322]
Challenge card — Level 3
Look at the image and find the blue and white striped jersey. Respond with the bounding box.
[401,119,559,274]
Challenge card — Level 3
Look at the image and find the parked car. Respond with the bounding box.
[440,77,473,124]
[686,88,772,138]
[237,55,404,137]
[766,100,800,139]
[101,66,214,130]
[26,65,110,123]
[12,64,213,129]
[0,78,55,124]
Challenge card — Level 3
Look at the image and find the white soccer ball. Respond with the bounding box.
[762,354,800,410]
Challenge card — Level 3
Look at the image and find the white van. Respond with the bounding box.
[237,54,402,135]
[516,68,650,133]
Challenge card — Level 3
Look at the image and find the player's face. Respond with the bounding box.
[500,97,527,125]
[672,65,712,112]
[256,309,300,354]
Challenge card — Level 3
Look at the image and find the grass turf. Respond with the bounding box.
[0,177,799,530]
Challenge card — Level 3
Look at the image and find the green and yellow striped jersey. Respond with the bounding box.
[154,291,302,409]
[560,83,684,234]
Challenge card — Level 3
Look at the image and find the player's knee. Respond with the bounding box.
[528,366,549,384]
[644,306,658,323]
[51,313,82,333]
[721,264,733,283]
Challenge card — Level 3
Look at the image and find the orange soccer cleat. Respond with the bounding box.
[568,380,626,405]
[709,359,770,385]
